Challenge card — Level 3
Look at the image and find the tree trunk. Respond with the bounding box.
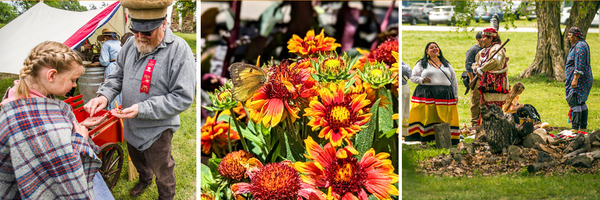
[519,1,600,81]
[434,123,451,149]
[518,1,565,81]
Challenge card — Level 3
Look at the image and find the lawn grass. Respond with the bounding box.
[402,30,600,129]
[402,30,600,199]
[175,32,197,55]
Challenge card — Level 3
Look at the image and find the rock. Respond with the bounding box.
[568,155,593,168]
[588,130,600,147]
[523,133,545,149]
[458,142,475,154]
[451,148,464,162]
[434,155,453,167]
[536,151,554,163]
[508,145,524,162]
[527,161,557,173]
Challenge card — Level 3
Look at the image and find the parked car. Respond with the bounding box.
[503,1,526,19]
[561,7,599,27]
[402,7,429,25]
[408,2,436,15]
[474,6,504,22]
[524,2,536,20]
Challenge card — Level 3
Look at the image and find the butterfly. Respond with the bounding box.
[229,62,268,102]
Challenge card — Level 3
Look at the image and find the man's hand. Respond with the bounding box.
[73,121,89,140]
[111,103,139,119]
[84,96,108,116]
[571,74,580,88]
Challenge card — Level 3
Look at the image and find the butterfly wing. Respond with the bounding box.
[229,62,268,102]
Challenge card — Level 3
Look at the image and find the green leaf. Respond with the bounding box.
[259,2,283,37]
[378,89,395,137]
[200,163,215,190]
[381,129,397,138]
[356,98,381,157]
[281,131,305,162]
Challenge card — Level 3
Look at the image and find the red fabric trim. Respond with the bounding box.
[63,2,120,48]
[410,96,458,104]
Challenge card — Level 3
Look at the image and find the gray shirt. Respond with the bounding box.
[97,28,196,150]
[465,44,482,73]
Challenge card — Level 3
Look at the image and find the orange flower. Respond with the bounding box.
[304,81,372,147]
[353,48,376,71]
[288,29,340,58]
[247,60,317,127]
[231,159,326,200]
[295,136,399,200]
[200,112,240,155]
[218,150,255,181]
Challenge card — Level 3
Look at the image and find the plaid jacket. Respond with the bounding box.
[0,98,102,199]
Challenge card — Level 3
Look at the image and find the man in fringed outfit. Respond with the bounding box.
[472,28,510,125]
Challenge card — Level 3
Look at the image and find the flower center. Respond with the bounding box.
[251,163,301,199]
[217,90,232,101]
[326,157,366,196]
[335,163,353,182]
[331,106,350,124]
[369,69,384,78]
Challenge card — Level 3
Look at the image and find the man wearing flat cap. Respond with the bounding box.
[472,28,510,123]
[84,1,195,199]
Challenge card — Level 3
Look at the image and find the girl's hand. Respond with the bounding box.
[73,121,89,140]
[423,77,431,83]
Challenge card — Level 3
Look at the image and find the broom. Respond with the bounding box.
[116,101,139,181]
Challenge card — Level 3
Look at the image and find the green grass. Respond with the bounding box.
[110,103,196,200]
[402,30,600,129]
[403,146,600,199]
[403,30,600,199]
[174,32,197,55]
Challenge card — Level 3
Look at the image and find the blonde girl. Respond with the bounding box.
[0,41,104,199]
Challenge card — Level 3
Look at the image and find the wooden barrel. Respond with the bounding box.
[78,65,105,103]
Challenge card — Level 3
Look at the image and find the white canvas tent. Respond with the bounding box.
[0,1,127,74]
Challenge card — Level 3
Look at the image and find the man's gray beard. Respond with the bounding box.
[135,41,155,54]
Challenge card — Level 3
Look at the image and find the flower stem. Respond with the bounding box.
[229,108,249,152]
[227,116,232,152]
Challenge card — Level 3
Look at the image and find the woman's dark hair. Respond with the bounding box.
[417,42,450,69]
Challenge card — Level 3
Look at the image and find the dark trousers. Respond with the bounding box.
[572,109,589,130]
[127,129,176,200]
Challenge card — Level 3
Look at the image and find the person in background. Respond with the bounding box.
[565,27,593,131]
[121,32,134,46]
[503,82,525,123]
[401,61,411,137]
[84,1,196,199]
[466,31,483,127]
[99,28,122,110]
[0,41,111,199]
[407,42,460,145]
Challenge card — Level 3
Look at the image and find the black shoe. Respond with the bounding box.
[130,181,151,197]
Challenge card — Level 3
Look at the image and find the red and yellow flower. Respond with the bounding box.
[304,81,372,147]
[200,112,240,155]
[371,38,399,67]
[247,60,317,128]
[295,136,399,200]
[288,29,341,58]
[232,159,326,200]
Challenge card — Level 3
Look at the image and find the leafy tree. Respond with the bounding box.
[0,2,18,24]
[175,1,196,18]
[453,1,600,81]
[12,1,87,14]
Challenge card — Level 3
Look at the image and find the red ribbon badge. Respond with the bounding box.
[140,59,156,94]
